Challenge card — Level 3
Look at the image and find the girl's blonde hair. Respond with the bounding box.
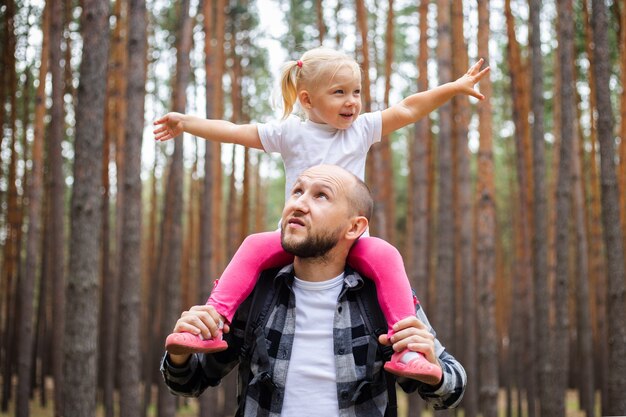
[279,47,361,119]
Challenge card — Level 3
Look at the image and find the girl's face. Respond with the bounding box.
[301,65,362,130]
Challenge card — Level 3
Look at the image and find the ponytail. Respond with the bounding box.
[279,61,300,119]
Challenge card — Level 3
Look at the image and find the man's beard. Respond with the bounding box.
[281,224,343,259]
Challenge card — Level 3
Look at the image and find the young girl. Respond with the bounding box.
[154,47,489,381]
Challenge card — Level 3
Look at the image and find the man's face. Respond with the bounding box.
[280,167,353,259]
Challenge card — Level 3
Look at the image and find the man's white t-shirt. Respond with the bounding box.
[280,273,345,417]
[257,112,383,202]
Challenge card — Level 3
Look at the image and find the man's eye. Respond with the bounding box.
[317,193,329,200]
[292,189,303,196]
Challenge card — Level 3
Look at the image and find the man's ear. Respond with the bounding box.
[298,90,312,109]
[345,216,368,241]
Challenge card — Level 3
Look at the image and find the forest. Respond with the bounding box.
[0,0,625,416]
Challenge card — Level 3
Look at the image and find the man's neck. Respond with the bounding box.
[292,255,346,282]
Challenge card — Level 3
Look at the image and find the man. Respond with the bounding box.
[161,164,466,416]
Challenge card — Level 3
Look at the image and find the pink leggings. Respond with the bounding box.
[207,230,416,336]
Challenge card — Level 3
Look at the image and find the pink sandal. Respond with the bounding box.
[165,331,228,355]
[383,350,442,385]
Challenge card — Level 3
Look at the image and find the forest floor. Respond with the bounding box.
[0,389,600,417]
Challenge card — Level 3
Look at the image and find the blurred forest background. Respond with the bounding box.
[1,0,626,416]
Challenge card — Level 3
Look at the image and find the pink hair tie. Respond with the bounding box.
[296,60,303,68]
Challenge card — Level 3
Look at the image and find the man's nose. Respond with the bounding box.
[291,193,310,212]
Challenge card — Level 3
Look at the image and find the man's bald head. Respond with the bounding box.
[300,165,373,220]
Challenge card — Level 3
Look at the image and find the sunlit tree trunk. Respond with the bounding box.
[505,2,535,413]
[450,6,477,416]
[156,1,191,416]
[475,3,497,416]
[581,0,607,403]
[63,1,111,416]
[434,4,455,402]
[316,0,325,44]
[406,4,431,416]
[591,0,626,413]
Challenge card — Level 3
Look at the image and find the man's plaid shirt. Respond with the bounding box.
[161,265,466,416]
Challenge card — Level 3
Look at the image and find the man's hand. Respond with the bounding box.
[168,305,229,366]
[153,112,185,142]
[453,58,490,100]
[378,316,441,382]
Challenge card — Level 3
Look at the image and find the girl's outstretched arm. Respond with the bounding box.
[381,58,490,136]
[153,112,264,150]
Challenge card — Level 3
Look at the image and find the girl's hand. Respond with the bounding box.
[378,316,438,365]
[154,112,185,141]
[454,58,490,100]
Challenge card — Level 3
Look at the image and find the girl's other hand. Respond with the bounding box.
[154,112,184,141]
[455,58,490,100]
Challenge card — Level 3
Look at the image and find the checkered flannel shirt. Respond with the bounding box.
[161,265,466,416]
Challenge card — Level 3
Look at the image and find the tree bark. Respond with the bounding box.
[476,4,497,417]
[63,1,111,416]
[156,1,191,416]
[434,6,455,409]
[117,0,147,416]
[16,4,49,417]
[591,0,626,413]
[550,1,575,416]
[48,0,68,413]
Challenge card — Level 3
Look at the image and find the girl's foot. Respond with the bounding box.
[383,350,442,385]
[165,331,228,355]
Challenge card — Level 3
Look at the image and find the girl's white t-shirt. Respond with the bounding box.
[280,273,345,417]
[257,112,383,203]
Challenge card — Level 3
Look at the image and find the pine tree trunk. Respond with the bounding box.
[48,0,68,413]
[619,0,626,282]
[316,0,325,44]
[591,0,626,413]
[529,0,551,414]
[572,114,595,417]
[1,0,18,411]
[16,4,48,417]
[550,2,575,415]
[434,4,455,403]
[117,0,146,415]
[476,3,497,416]
[63,1,110,416]
[156,1,191,416]
[582,0,608,402]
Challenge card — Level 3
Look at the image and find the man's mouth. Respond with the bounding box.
[287,217,306,227]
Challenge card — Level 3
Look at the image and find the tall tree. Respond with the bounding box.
[550,1,575,415]
[475,4,497,417]
[156,1,191,416]
[450,5,476,415]
[434,0,455,373]
[117,0,147,416]
[63,0,111,416]
[406,3,431,415]
[0,0,19,410]
[620,0,626,269]
[16,4,49,417]
[591,0,626,413]
[528,0,550,415]
[47,0,67,413]
[572,109,594,417]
